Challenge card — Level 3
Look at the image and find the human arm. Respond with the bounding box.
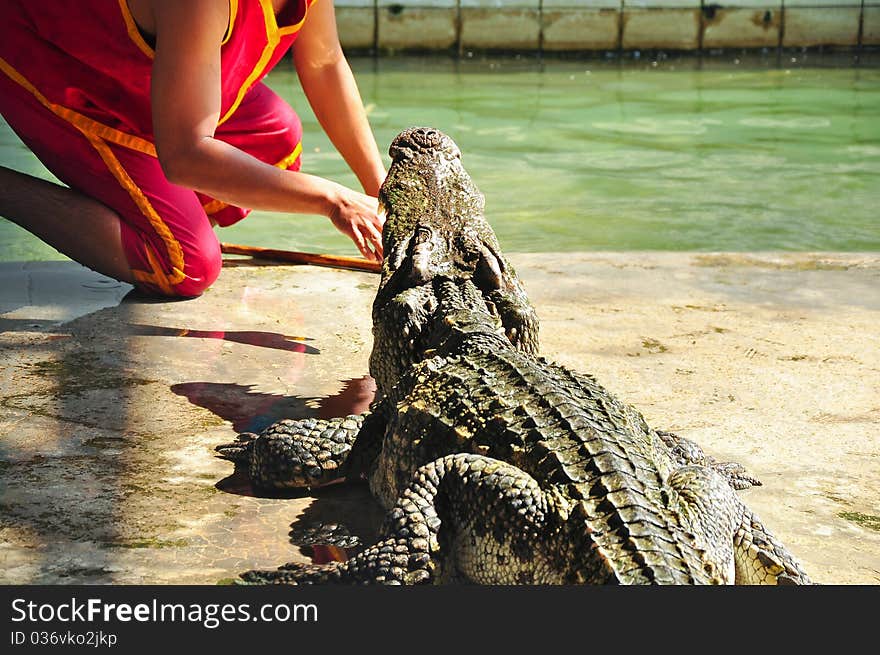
[293,0,386,198]
[148,0,383,260]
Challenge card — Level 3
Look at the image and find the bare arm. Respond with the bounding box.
[149,0,382,260]
[293,0,386,197]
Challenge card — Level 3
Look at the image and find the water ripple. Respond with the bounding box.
[592,118,723,135]
[739,117,831,129]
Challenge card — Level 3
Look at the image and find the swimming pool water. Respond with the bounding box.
[2,54,878,262]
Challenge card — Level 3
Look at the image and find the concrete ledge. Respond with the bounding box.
[1,254,878,584]
[622,7,702,50]
[378,6,458,51]
[542,8,621,51]
[460,8,541,50]
[702,7,782,49]
[332,3,871,52]
[865,6,880,46]
[336,6,376,50]
[782,7,862,47]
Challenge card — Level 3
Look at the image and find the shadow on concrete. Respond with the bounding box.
[213,467,314,499]
[0,297,145,582]
[126,323,319,354]
[198,374,382,568]
[286,481,383,563]
[214,469,381,564]
[0,318,76,333]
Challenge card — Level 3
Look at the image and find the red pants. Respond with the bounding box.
[1,76,302,297]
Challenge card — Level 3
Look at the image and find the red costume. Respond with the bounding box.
[0,0,318,296]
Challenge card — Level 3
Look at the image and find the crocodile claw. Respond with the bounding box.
[215,432,258,463]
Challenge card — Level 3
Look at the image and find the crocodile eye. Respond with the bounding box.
[456,235,479,262]
[415,226,432,244]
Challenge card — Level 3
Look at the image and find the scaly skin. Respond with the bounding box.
[369,127,539,392]
[220,127,811,585]
[217,415,365,489]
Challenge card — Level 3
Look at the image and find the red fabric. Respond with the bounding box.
[0,0,311,143]
[0,0,314,296]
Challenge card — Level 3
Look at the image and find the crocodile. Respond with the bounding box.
[217,127,811,585]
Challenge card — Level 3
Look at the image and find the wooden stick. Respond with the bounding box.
[220,242,381,273]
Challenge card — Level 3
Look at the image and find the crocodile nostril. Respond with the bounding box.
[412,128,440,147]
[389,127,461,161]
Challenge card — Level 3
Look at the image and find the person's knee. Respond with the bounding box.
[173,238,222,297]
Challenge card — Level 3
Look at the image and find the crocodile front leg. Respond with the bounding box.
[216,415,363,489]
[238,453,564,584]
[216,405,388,489]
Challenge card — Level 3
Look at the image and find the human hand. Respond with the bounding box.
[327,186,385,262]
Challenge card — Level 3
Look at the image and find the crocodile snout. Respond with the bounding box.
[389,127,460,161]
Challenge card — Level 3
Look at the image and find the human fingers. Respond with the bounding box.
[358,230,381,261]
[349,225,373,261]
[328,187,384,261]
[362,219,383,259]
[348,194,382,259]
[352,223,383,263]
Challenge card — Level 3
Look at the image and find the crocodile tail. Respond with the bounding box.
[214,432,258,464]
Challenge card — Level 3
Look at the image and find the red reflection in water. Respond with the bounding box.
[171,382,307,433]
[318,376,376,418]
[172,375,377,435]
[309,545,351,564]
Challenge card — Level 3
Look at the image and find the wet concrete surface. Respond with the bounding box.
[1,253,878,584]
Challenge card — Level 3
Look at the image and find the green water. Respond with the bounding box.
[2,55,879,261]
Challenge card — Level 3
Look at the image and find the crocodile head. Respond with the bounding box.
[369,127,539,392]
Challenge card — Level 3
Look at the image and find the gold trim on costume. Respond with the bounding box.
[118,1,238,55]
[83,133,186,289]
[118,0,155,59]
[218,0,312,125]
[276,0,316,37]
[222,0,239,45]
